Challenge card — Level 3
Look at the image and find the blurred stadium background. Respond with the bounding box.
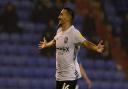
[0,0,128,89]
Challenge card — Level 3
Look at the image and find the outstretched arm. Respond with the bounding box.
[80,64,92,89]
[74,30,104,53]
[38,37,55,49]
[82,40,104,53]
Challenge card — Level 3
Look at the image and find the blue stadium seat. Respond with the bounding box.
[21,33,37,44]
[0,56,15,66]
[115,72,125,81]
[18,22,35,33]
[0,78,8,88]
[18,45,39,56]
[10,67,24,77]
[100,82,112,89]
[31,79,43,89]
[34,23,46,33]
[123,82,128,89]
[14,56,29,66]
[18,78,32,88]
[13,1,32,10]
[104,71,116,81]
[32,34,42,44]
[92,81,102,89]
[17,11,30,21]
[82,60,94,69]
[10,33,21,44]
[17,45,30,55]
[36,68,55,78]
[93,60,105,69]
[105,60,116,70]
[6,78,18,88]
[21,34,33,43]
[31,79,55,89]
[0,43,10,55]
[18,68,36,78]
[78,79,88,89]
[112,82,124,89]
[0,67,11,77]
[7,44,19,55]
[0,33,10,43]
[36,57,51,67]
[93,70,106,80]
[41,79,55,89]
[48,59,56,67]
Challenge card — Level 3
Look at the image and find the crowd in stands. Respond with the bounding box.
[0,2,23,33]
[0,0,127,59]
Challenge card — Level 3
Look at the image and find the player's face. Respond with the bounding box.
[58,9,71,26]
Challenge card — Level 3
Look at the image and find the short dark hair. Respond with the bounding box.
[63,7,75,22]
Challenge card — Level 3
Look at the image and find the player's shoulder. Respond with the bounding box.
[70,25,78,31]
[57,27,61,33]
[72,27,81,34]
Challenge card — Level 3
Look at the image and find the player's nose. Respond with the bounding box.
[58,15,61,20]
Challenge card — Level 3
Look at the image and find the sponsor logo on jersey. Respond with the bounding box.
[56,47,69,52]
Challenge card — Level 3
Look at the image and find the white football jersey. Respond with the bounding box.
[54,25,86,81]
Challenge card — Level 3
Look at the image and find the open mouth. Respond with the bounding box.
[58,18,61,23]
[58,20,62,27]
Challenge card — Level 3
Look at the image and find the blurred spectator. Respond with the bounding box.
[40,20,56,57]
[31,0,54,24]
[109,0,127,17]
[82,13,102,59]
[102,40,112,59]
[42,20,56,41]
[63,0,75,10]
[0,2,22,33]
[50,2,62,24]
[75,0,90,16]
[121,14,128,53]
[82,11,96,39]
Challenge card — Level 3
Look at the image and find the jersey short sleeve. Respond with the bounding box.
[74,29,86,44]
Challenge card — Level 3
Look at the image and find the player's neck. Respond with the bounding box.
[61,23,72,32]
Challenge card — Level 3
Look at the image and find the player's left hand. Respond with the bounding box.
[86,79,92,89]
[97,40,104,53]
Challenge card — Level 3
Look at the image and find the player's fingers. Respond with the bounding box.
[38,47,42,49]
[38,44,42,47]
[99,40,103,44]
[43,37,46,42]
[40,40,43,42]
[101,44,104,48]
[40,37,46,43]
[98,44,104,47]
[38,45,43,49]
[98,43,104,48]
[40,41,44,44]
[88,83,92,89]
[38,44,41,46]
[38,43,43,46]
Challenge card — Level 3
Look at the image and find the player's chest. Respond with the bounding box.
[55,33,74,46]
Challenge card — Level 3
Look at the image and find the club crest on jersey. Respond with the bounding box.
[64,36,68,43]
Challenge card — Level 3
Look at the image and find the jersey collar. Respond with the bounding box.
[61,25,74,34]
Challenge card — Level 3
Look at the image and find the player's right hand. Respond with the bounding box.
[38,37,47,49]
